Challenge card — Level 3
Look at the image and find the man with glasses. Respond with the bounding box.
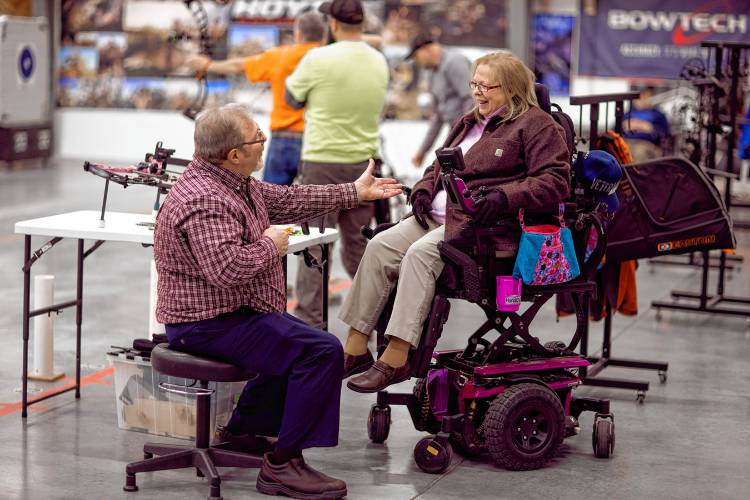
[407,33,474,168]
[154,103,401,499]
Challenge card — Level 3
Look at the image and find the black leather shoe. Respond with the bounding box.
[213,425,275,455]
[347,360,411,393]
[343,350,374,378]
[256,452,347,499]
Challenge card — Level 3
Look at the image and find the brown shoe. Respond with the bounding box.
[256,452,347,499]
[213,425,275,455]
[343,350,374,379]
[347,360,412,393]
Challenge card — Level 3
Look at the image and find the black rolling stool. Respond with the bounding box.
[123,344,263,500]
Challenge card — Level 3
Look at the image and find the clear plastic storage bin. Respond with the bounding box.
[107,350,245,441]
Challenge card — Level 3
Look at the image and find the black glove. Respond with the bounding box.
[410,191,432,230]
[473,190,508,224]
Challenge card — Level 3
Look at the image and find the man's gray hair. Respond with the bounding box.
[194,103,254,161]
[295,11,325,42]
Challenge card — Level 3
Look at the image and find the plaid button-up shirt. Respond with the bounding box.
[154,155,358,324]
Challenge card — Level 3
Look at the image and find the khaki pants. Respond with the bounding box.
[294,160,375,325]
[339,216,445,348]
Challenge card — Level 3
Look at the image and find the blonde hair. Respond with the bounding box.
[472,51,538,123]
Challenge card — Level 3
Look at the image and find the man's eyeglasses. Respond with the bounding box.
[469,81,501,93]
[231,129,267,150]
[212,130,266,162]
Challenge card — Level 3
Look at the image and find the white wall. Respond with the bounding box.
[54,108,435,180]
[55,108,267,163]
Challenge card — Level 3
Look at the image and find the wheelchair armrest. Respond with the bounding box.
[361,222,398,240]
[437,241,482,303]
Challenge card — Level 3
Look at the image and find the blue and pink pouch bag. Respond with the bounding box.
[512,204,580,285]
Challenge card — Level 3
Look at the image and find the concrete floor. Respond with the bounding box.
[1,158,749,500]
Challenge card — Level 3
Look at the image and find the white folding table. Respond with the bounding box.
[15,210,339,418]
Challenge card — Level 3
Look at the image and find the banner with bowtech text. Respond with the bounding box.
[578,0,750,79]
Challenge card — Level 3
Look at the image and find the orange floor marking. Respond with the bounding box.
[0,367,114,417]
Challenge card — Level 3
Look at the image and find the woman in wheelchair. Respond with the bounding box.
[339,51,571,393]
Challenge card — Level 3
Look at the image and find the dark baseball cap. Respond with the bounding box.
[574,150,622,215]
[318,0,364,25]
[405,32,434,60]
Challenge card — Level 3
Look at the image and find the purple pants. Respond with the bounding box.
[166,308,343,451]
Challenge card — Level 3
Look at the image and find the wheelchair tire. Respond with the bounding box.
[592,419,615,458]
[484,383,565,471]
[368,404,391,444]
[414,436,453,474]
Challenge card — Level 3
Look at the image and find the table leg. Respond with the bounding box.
[75,239,83,398]
[22,235,31,418]
[322,243,330,332]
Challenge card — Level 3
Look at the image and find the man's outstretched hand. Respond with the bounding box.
[354,159,403,202]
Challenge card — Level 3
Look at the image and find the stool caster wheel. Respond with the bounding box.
[123,473,138,492]
[143,452,153,460]
[658,370,667,383]
[414,435,453,474]
[636,391,646,404]
[368,404,391,444]
[209,479,222,500]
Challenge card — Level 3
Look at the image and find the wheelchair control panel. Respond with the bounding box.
[435,147,485,215]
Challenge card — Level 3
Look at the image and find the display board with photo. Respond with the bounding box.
[57,0,508,120]
[58,0,232,110]
[532,14,574,96]
[0,0,32,16]
[382,0,506,47]
[227,24,280,58]
[59,47,100,79]
[62,0,124,39]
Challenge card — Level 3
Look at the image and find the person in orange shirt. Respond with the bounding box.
[187,12,326,185]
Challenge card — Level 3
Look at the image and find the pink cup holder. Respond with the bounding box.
[496,276,522,312]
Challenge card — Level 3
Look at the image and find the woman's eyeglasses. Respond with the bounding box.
[469,81,501,93]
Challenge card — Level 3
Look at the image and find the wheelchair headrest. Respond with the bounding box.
[534,83,551,114]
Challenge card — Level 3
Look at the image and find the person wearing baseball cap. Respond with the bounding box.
[406,32,474,168]
[285,0,389,331]
[318,0,365,24]
[404,32,434,61]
